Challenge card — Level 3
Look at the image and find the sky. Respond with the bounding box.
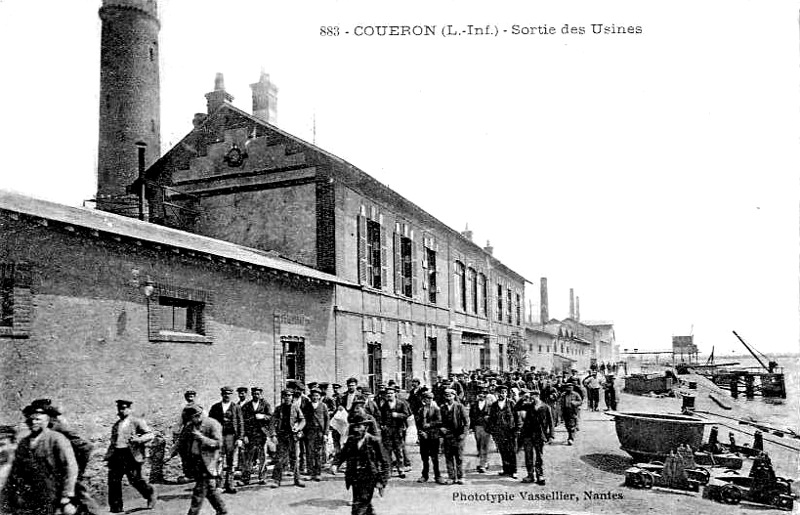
[0,0,798,355]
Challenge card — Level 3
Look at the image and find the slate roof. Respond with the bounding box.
[0,189,356,287]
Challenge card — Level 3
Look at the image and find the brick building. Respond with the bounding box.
[136,74,527,391]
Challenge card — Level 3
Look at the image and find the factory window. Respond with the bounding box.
[425,247,437,304]
[497,283,503,321]
[454,261,466,311]
[358,210,387,290]
[516,293,521,326]
[478,273,487,316]
[506,288,513,324]
[367,342,383,393]
[282,337,305,384]
[393,224,416,298]
[468,267,478,313]
[0,262,32,339]
[148,283,212,343]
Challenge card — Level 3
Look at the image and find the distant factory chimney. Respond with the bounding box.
[461,224,473,242]
[205,72,233,114]
[484,240,493,255]
[569,288,575,319]
[540,278,549,324]
[250,69,278,124]
[576,296,580,322]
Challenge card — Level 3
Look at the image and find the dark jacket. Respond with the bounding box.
[209,401,244,439]
[468,399,491,429]
[439,401,469,440]
[518,400,554,443]
[414,402,441,440]
[487,398,520,438]
[379,398,411,432]
[333,433,388,489]
[105,416,154,463]
[305,401,330,434]
[174,417,223,477]
[241,399,272,438]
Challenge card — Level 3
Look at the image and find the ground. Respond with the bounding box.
[109,392,798,514]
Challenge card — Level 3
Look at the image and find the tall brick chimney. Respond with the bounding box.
[576,296,580,322]
[569,288,575,319]
[205,73,233,114]
[540,277,549,324]
[250,69,278,124]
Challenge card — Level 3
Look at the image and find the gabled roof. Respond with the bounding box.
[149,102,528,284]
[0,190,356,287]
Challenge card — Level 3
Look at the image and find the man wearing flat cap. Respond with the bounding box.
[305,388,330,481]
[240,387,271,485]
[172,390,200,483]
[518,389,553,485]
[105,400,156,512]
[414,390,445,484]
[331,414,388,515]
[338,377,360,414]
[379,386,412,478]
[439,388,470,484]
[270,390,306,488]
[2,404,78,515]
[209,387,244,493]
[488,384,521,478]
[169,404,228,515]
[469,384,492,473]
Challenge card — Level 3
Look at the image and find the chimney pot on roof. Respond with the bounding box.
[569,288,575,319]
[250,69,278,124]
[484,240,493,255]
[205,72,234,114]
[461,224,473,242]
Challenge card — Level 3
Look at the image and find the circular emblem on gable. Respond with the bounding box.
[224,144,246,167]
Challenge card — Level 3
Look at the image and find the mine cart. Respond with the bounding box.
[702,454,795,510]
[624,446,711,492]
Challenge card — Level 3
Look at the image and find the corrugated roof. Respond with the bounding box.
[0,190,356,287]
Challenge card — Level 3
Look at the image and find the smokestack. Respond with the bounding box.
[540,278,549,324]
[569,288,575,319]
[576,296,580,322]
[484,240,493,255]
[461,224,473,242]
[250,69,278,124]
[205,72,233,114]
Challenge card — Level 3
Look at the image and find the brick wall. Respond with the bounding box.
[0,214,336,491]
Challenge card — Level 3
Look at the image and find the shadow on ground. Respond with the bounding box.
[288,498,351,509]
[580,453,631,475]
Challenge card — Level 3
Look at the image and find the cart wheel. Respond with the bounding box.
[692,467,711,484]
[768,492,793,511]
[628,472,645,489]
[640,471,655,489]
[719,484,742,505]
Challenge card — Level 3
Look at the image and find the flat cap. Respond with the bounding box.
[116,399,133,407]
[250,386,263,393]
[236,387,249,393]
[220,386,234,394]
[184,390,197,396]
[346,377,358,385]
[182,404,203,417]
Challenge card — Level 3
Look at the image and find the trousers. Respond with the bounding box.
[418,436,441,479]
[107,448,154,512]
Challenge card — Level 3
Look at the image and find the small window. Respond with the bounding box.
[426,247,437,304]
[0,262,32,339]
[148,283,212,343]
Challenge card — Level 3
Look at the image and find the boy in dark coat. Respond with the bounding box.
[331,414,388,515]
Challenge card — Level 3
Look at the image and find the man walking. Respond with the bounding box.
[331,414,388,515]
[172,390,200,483]
[604,375,618,411]
[560,383,583,445]
[582,371,603,412]
[2,404,78,515]
[270,390,306,488]
[240,386,271,485]
[306,387,330,481]
[414,390,445,484]
[169,405,228,515]
[488,385,520,478]
[379,386,411,478]
[105,400,156,513]
[208,386,244,493]
[518,389,553,485]
[468,384,492,473]
[439,388,469,485]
